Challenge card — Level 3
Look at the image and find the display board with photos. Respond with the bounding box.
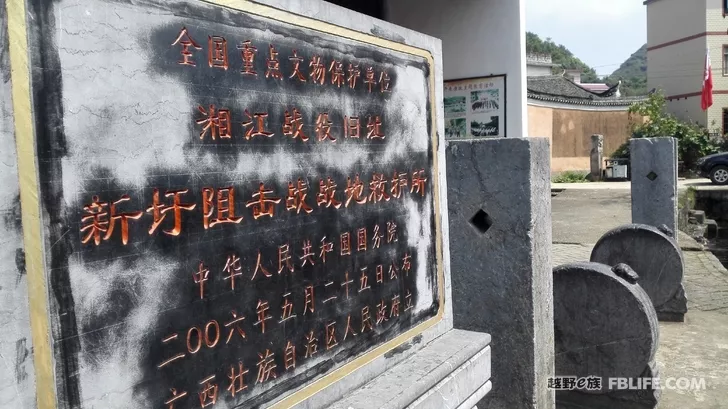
[444,75,506,139]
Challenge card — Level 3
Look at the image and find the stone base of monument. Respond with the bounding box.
[329,330,491,409]
[556,361,661,409]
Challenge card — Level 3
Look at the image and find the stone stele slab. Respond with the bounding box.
[0,0,493,407]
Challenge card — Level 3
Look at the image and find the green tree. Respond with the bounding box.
[526,33,650,96]
[525,32,600,83]
[615,92,721,168]
[604,44,648,96]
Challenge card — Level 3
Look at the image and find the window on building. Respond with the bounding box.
[724,46,728,75]
[723,109,728,137]
[725,0,728,15]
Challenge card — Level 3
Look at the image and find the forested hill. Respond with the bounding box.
[605,44,648,96]
[526,32,648,96]
[525,32,599,83]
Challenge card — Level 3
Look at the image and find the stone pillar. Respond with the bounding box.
[590,134,604,181]
[630,137,678,236]
[446,138,554,409]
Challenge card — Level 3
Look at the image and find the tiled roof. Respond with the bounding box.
[579,83,610,92]
[527,76,646,107]
[527,61,560,68]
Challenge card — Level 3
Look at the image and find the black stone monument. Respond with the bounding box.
[2,0,445,407]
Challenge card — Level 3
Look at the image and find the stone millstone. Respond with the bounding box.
[553,262,659,394]
[590,223,684,309]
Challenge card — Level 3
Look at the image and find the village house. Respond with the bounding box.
[526,54,646,172]
[645,0,728,135]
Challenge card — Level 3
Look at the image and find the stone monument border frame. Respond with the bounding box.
[5,0,450,408]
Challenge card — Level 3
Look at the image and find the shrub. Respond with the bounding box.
[627,92,720,169]
[611,142,630,159]
[552,171,589,183]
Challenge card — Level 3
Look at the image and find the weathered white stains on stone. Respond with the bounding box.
[403,194,435,313]
[57,6,191,191]
[381,65,430,161]
[68,254,181,407]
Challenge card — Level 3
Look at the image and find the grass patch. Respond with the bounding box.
[552,171,589,183]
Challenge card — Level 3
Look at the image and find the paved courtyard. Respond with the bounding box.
[551,188,728,409]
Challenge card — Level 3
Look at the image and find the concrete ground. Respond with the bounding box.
[551,188,728,409]
[551,178,722,191]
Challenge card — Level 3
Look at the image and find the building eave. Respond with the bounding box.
[527,62,560,68]
[526,92,645,107]
[527,98,637,112]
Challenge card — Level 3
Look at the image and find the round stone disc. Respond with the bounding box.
[554,262,659,394]
[590,223,683,308]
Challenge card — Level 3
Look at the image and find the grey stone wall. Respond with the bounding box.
[0,7,37,409]
[446,137,554,409]
[631,137,678,235]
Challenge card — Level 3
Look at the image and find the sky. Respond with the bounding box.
[526,0,647,77]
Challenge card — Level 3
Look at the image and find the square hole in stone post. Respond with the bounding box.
[646,171,658,181]
[469,209,493,234]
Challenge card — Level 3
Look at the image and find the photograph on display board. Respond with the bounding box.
[443,74,505,139]
[445,118,467,139]
[444,96,467,118]
[471,89,500,114]
[471,115,500,137]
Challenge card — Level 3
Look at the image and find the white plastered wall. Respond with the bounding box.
[385,0,528,138]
